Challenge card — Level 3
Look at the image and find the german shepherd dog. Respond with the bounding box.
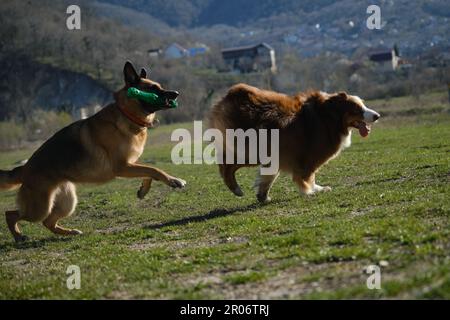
[209,83,380,203]
[0,61,186,242]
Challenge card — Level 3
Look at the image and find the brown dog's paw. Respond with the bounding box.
[257,193,271,204]
[305,185,332,196]
[168,177,186,189]
[69,229,83,235]
[314,185,332,193]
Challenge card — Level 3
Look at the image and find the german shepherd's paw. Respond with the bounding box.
[137,187,148,199]
[137,179,152,199]
[137,185,149,199]
[168,177,186,189]
[14,234,29,243]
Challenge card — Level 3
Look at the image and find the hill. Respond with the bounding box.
[96,0,450,28]
[97,0,450,56]
[1,0,449,124]
[0,56,111,121]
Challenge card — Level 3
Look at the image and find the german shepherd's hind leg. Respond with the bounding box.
[254,170,280,203]
[222,164,246,196]
[7,182,57,242]
[5,210,27,243]
[43,182,82,236]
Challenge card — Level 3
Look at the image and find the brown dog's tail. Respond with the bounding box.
[0,166,24,191]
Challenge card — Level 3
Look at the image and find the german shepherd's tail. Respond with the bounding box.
[0,166,24,191]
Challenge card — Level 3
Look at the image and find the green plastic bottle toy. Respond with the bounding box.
[127,87,178,108]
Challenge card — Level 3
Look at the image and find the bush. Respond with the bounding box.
[25,110,72,141]
[0,121,25,150]
[0,110,73,150]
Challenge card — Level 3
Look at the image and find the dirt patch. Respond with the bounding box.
[355,176,409,186]
[105,290,136,300]
[179,256,449,299]
[96,225,129,235]
[128,236,249,251]
[128,241,163,251]
[349,205,381,217]
[1,258,28,269]
[175,260,366,299]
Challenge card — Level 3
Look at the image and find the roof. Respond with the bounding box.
[369,51,394,62]
[188,47,208,56]
[368,44,399,62]
[167,43,187,52]
[221,42,274,54]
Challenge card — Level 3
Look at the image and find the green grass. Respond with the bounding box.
[0,92,449,299]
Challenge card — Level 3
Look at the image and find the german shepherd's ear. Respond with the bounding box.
[123,61,139,86]
[337,92,348,100]
[151,117,160,128]
[140,68,147,79]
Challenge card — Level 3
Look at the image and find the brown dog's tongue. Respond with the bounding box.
[358,123,369,138]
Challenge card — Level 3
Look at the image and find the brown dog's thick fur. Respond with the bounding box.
[209,83,379,202]
[0,61,186,242]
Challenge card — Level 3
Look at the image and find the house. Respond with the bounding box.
[164,43,188,59]
[369,45,400,71]
[188,46,209,57]
[147,48,162,58]
[221,43,277,74]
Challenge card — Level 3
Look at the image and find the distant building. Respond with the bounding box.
[369,45,400,71]
[164,43,188,59]
[147,48,162,58]
[221,42,277,74]
[188,46,209,57]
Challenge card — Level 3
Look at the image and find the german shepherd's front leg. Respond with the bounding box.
[137,178,152,199]
[117,163,186,189]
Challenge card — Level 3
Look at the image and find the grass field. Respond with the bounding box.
[0,92,449,299]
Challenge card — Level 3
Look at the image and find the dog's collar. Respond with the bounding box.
[117,104,152,128]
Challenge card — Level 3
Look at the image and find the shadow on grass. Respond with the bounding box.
[0,236,72,252]
[144,197,294,230]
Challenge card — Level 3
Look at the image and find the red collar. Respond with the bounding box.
[117,104,152,128]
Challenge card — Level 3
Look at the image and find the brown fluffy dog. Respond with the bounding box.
[209,83,380,202]
[0,61,186,242]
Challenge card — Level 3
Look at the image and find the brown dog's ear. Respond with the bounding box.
[123,61,139,86]
[140,68,147,79]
